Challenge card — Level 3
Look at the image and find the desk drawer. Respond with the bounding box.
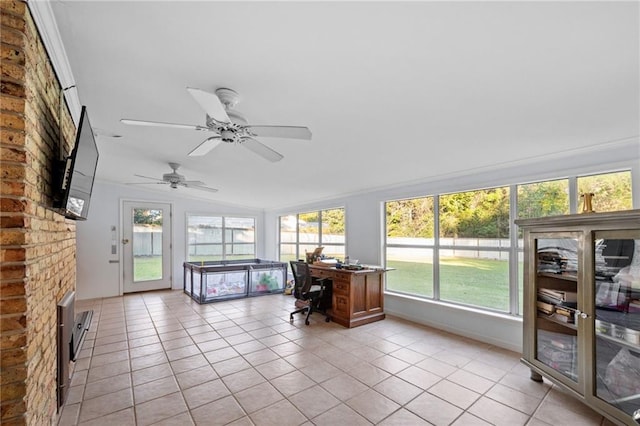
[333,281,349,295]
[333,294,349,316]
[313,268,332,279]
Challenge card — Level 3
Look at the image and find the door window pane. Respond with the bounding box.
[133,208,163,282]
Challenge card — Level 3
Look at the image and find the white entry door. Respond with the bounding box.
[123,201,172,293]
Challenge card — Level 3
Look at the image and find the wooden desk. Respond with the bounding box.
[309,265,386,328]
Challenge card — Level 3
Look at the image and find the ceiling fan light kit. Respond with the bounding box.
[121,86,312,162]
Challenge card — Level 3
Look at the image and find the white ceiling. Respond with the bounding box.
[42,1,638,209]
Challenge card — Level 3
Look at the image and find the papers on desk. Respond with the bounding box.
[313,259,338,267]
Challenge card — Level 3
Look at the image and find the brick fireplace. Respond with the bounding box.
[1,1,78,424]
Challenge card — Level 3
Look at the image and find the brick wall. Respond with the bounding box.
[1,1,78,425]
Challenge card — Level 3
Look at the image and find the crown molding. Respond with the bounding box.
[27,0,81,124]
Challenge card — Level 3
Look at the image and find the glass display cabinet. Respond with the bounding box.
[184,259,287,303]
[517,210,640,425]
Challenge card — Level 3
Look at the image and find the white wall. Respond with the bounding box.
[75,181,264,300]
[266,138,640,352]
[77,139,639,351]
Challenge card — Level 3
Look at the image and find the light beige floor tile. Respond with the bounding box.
[190,395,247,426]
[377,408,432,425]
[321,373,369,401]
[346,388,401,423]
[289,384,340,418]
[134,392,188,426]
[58,402,80,426]
[270,370,316,397]
[234,339,268,355]
[415,356,458,378]
[311,402,373,426]
[533,396,603,425]
[161,336,194,351]
[405,392,463,425]
[249,399,308,426]
[128,335,161,348]
[430,349,473,368]
[65,384,85,405]
[370,354,411,374]
[235,381,285,414]
[77,388,133,423]
[130,351,167,371]
[300,359,342,383]
[182,378,231,409]
[450,412,493,425]
[212,356,252,377]
[242,348,280,366]
[395,365,441,390]
[131,363,173,386]
[83,372,131,400]
[78,407,135,426]
[150,411,195,426]
[87,360,130,383]
[203,346,239,364]
[389,347,427,364]
[129,342,164,359]
[428,379,481,410]
[176,364,217,390]
[347,362,391,387]
[170,353,209,374]
[133,375,180,404]
[446,368,496,394]
[485,382,542,415]
[463,359,509,382]
[467,396,530,426]
[221,367,266,393]
[254,358,297,380]
[197,338,229,353]
[165,344,201,361]
[92,340,128,356]
[373,376,423,405]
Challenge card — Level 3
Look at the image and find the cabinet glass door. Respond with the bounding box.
[534,236,579,383]
[592,233,640,419]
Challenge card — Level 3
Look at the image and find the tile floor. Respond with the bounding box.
[58,290,613,425]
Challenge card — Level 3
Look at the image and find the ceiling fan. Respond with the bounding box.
[129,162,218,193]
[121,87,312,162]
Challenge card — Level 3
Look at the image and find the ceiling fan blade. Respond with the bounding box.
[186,87,230,123]
[246,125,312,140]
[188,136,222,157]
[181,180,206,186]
[133,174,165,182]
[242,138,284,162]
[127,182,167,186]
[121,118,208,131]
[182,183,219,193]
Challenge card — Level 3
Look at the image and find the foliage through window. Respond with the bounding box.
[384,170,633,316]
[279,208,345,263]
[187,215,255,262]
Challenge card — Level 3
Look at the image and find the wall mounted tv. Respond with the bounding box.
[54,106,99,220]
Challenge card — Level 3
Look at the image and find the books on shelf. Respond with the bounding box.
[537,300,555,315]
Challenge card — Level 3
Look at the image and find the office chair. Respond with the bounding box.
[289,260,331,325]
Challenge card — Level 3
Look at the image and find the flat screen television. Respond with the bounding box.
[54,106,99,220]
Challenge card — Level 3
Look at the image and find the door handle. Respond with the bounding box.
[122,239,130,245]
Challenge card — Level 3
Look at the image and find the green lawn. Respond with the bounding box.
[387,257,523,312]
[133,256,163,281]
[135,255,524,313]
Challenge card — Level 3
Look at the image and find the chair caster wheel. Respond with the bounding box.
[289,315,294,323]
[305,320,310,325]
[325,317,330,322]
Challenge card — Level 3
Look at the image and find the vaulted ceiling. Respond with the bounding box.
[36,1,639,209]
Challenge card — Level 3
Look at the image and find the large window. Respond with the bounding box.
[385,197,435,297]
[384,170,633,316]
[439,187,511,311]
[279,208,345,263]
[577,171,632,213]
[187,215,255,262]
